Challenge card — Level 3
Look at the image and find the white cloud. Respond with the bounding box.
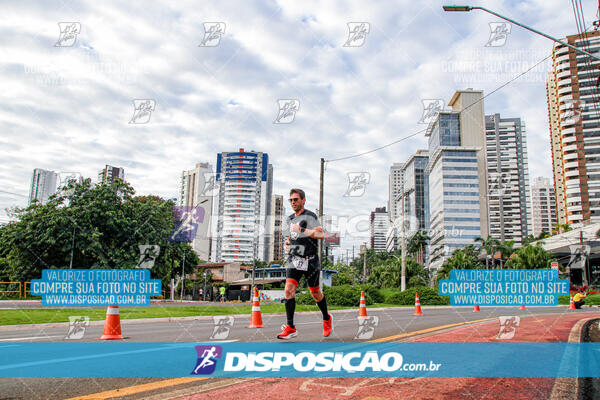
[1,0,594,259]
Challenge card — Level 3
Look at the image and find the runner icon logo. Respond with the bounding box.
[210,316,234,340]
[496,316,520,340]
[65,315,89,339]
[191,345,222,375]
[354,316,379,340]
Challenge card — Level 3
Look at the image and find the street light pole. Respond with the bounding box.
[443,5,600,61]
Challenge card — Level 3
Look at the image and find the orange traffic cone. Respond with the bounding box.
[569,294,576,310]
[98,305,127,340]
[358,291,368,319]
[414,292,423,316]
[247,288,263,328]
[473,305,480,312]
[519,305,526,310]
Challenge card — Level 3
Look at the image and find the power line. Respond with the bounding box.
[326,52,553,164]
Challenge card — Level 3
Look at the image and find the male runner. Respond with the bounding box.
[277,188,332,339]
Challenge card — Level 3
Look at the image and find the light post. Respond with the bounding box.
[203,271,207,301]
[443,5,600,61]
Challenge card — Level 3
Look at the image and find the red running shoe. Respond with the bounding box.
[277,324,297,340]
[323,314,333,337]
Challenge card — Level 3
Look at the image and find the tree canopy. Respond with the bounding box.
[0,179,198,290]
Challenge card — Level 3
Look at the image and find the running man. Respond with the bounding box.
[277,188,332,339]
[193,346,218,374]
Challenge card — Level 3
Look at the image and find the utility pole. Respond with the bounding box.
[318,158,324,265]
[580,229,588,287]
[400,193,406,291]
[180,252,186,301]
[251,259,256,295]
[319,158,324,288]
[363,243,367,277]
[203,271,207,301]
[69,226,75,269]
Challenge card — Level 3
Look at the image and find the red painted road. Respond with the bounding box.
[175,312,599,400]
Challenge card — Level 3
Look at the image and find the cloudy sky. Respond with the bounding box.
[1,0,597,259]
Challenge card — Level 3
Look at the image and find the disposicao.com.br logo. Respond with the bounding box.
[220,351,441,374]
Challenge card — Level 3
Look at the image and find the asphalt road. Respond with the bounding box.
[0,306,593,400]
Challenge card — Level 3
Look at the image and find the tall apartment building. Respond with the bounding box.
[98,165,125,185]
[426,89,489,271]
[178,162,215,261]
[530,177,557,237]
[388,163,404,224]
[547,30,600,225]
[212,149,273,263]
[29,168,57,205]
[370,207,389,252]
[268,194,285,262]
[485,113,532,245]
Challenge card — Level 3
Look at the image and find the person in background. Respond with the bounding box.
[573,288,588,309]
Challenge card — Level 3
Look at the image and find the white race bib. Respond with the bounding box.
[291,256,309,271]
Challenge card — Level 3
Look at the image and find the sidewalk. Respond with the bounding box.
[173,312,599,400]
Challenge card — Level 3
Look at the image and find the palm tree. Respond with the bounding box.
[505,243,556,269]
[475,236,500,268]
[498,240,515,268]
[552,224,572,235]
[407,230,430,265]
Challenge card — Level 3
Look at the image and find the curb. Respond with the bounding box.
[549,316,597,400]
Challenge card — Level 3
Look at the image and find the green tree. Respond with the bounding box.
[505,243,556,269]
[0,179,198,290]
[407,230,430,265]
[475,236,500,268]
[436,247,484,282]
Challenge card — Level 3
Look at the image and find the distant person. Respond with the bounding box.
[220,286,226,302]
[573,289,587,309]
[277,188,332,340]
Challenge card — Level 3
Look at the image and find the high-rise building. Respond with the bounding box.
[388,163,404,224]
[530,177,557,237]
[269,194,285,262]
[212,149,273,263]
[98,165,125,185]
[401,150,430,232]
[426,89,489,271]
[29,168,57,205]
[547,30,600,225]
[485,113,532,245]
[370,207,389,252]
[178,162,215,261]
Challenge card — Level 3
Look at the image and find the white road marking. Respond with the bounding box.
[0,336,61,341]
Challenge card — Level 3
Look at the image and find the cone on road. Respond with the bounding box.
[414,292,423,316]
[473,305,480,312]
[358,291,368,319]
[519,305,526,310]
[569,294,576,310]
[98,305,127,340]
[247,288,263,328]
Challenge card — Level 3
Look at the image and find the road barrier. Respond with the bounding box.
[0,282,21,298]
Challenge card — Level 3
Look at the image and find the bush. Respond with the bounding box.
[358,284,385,304]
[324,285,373,306]
[385,286,449,305]
[559,293,600,305]
[295,290,314,305]
[295,285,373,306]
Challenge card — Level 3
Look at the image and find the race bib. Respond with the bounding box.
[291,256,309,271]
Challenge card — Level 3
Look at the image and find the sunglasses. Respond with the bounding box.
[288,198,301,202]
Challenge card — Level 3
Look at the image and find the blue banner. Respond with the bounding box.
[438,269,569,306]
[0,342,598,377]
[30,269,161,307]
